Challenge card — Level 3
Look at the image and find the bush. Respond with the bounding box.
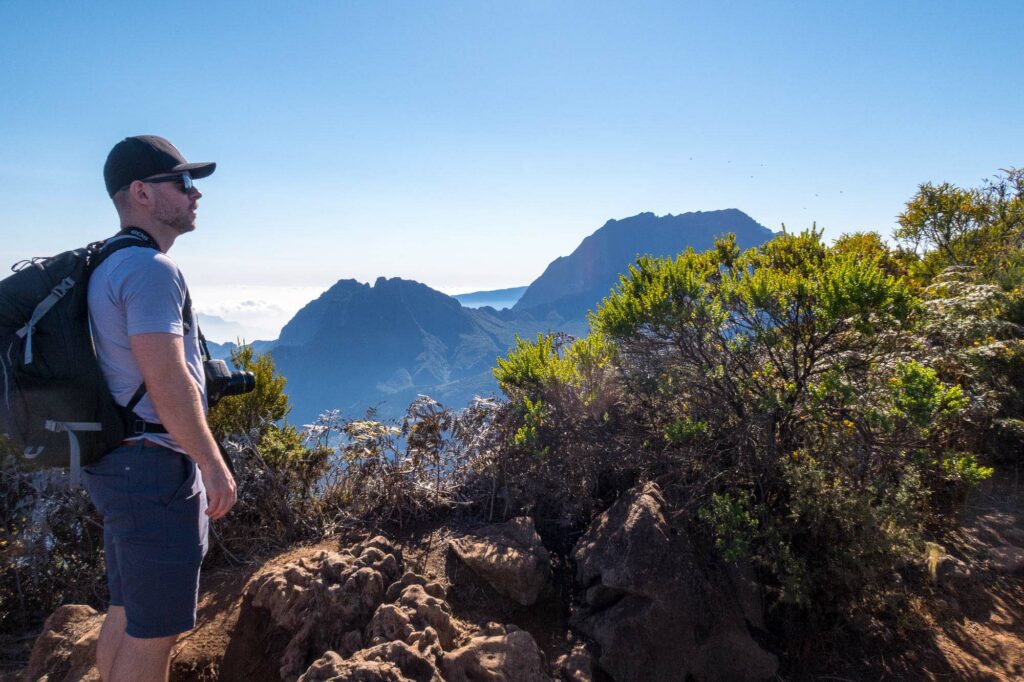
[0,466,106,634]
[485,224,1012,621]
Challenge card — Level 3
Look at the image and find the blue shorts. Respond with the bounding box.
[83,440,209,638]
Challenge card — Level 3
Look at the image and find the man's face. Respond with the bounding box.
[150,175,202,235]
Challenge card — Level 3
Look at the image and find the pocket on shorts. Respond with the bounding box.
[159,452,196,507]
[158,453,207,549]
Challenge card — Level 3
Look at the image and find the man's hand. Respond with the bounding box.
[201,456,236,520]
[130,332,237,519]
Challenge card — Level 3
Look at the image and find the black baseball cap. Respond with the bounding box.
[103,135,216,197]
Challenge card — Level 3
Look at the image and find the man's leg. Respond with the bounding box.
[96,605,126,680]
[109,633,178,682]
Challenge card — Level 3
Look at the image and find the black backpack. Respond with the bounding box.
[0,228,168,484]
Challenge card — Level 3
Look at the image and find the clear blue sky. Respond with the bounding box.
[2,1,1021,339]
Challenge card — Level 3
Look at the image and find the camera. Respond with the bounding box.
[204,358,255,406]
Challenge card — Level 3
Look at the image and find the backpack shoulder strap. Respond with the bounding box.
[91,227,193,437]
[89,226,160,274]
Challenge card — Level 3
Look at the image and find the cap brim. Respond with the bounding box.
[173,161,216,179]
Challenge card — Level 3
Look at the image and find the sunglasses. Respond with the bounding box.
[119,172,195,195]
[142,172,195,193]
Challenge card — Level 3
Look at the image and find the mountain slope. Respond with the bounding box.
[514,210,774,318]
[271,277,540,423]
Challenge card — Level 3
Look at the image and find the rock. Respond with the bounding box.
[367,604,416,644]
[571,482,778,682]
[25,604,103,682]
[386,571,447,603]
[935,554,973,591]
[369,583,464,650]
[441,629,551,681]
[925,542,972,590]
[990,545,1024,573]
[449,516,551,606]
[298,639,445,682]
[554,643,595,681]
[222,537,405,682]
[298,651,407,681]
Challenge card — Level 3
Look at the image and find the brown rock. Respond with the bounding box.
[449,517,551,606]
[367,604,416,645]
[25,604,103,682]
[298,651,407,682]
[572,482,777,682]
[298,639,444,682]
[936,554,973,590]
[389,584,463,650]
[222,537,404,682]
[385,572,446,603]
[441,629,551,681]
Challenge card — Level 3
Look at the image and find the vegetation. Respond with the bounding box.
[2,169,1021,663]
[490,169,1023,621]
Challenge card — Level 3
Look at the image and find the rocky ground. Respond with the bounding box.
[7,472,1024,681]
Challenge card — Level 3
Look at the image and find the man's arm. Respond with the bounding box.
[129,332,236,520]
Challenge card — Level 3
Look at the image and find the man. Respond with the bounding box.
[83,135,237,682]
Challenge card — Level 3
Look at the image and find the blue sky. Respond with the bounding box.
[2,1,1022,340]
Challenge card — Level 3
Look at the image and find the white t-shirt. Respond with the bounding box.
[86,237,207,454]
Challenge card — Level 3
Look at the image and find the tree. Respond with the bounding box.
[207,343,290,441]
[896,168,1024,286]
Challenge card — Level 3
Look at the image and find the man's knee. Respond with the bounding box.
[109,632,178,682]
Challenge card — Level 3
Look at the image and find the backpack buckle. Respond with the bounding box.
[133,419,147,435]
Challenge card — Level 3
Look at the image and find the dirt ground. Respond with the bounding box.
[786,467,1024,681]
[900,469,1024,680]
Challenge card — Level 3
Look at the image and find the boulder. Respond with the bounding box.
[385,571,447,603]
[221,537,404,682]
[297,651,407,681]
[449,517,551,606]
[298,640,445,682]
[936,554,973,590]
[367,583,464,650]
[441,625,551,681]
[571,482,778,682]
[25,604,102,682]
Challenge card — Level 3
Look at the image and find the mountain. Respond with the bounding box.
[514,209,774,318]
[271,210,775,424]
[206,339,277,362]
[195,313,247,344]
[453,286,528,310]
[271,278,542,424]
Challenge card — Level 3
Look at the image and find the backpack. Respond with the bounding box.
[0,228,166,484]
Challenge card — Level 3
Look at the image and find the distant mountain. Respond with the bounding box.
[271,210,776,424]
[271,278,543,424]
[195,313,247,344]
[453,286,528,310]
[514,210,774,318]
[206,339,278,362]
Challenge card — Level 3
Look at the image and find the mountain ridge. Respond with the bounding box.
[270,210,776,422]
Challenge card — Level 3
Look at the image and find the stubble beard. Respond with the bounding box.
[153,194,196,235]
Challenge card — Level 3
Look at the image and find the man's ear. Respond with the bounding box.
[128,179,153,206]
